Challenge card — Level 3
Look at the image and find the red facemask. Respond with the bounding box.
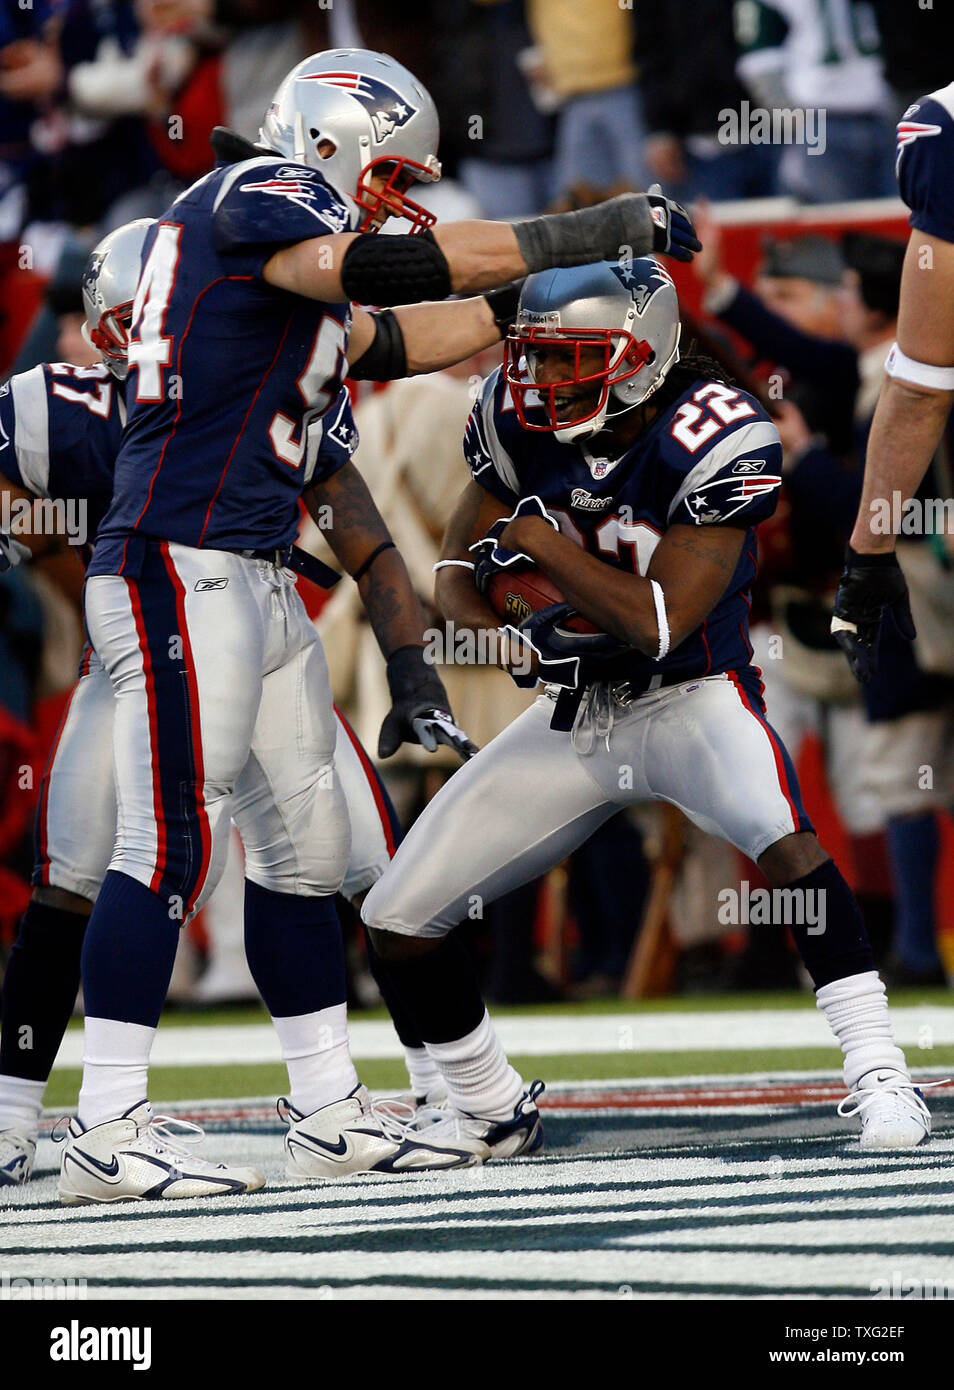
[503,326,653,432]
[354,157,437,233]
[88,302,134,364]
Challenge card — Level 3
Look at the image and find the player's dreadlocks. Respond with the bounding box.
[650,336,737,416]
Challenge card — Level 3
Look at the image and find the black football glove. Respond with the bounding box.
[469,496,559,595]
[830,547,916,683]
[378,644,479,762]
[500,602,629,691]
[647,184,701,263]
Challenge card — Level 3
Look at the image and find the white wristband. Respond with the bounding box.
[884,342,954,391]
[650,579,670,662]
[432,559,476,573]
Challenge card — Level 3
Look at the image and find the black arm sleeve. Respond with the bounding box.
[348,309,409,381]
[340,229,452,307]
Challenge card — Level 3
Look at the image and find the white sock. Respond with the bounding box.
[425,1011,524,1121]
[78,1017,156,1129]
[404,1046,443,1099]
[0,1075,46,1136]
[816,970,910,1091]
[271,1004,358,1115]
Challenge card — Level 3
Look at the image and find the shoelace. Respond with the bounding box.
[277,1093,424,1145]
[572,682,616,755]
[837,1078,943,1122]
[138,1115,216,1163]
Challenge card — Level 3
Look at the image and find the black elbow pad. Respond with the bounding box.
[340,229,452,307]
[348,310,408,381]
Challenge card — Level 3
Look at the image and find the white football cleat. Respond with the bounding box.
[838,1070,932,1150]
[0,1129,37,1186]
[280,1084,488,1179]
[56,1102,265,1205]
[418,1080,545,1160]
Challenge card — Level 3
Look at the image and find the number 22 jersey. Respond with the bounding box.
[466,365,783,697]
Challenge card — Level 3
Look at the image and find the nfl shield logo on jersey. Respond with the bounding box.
[299,71,418,143]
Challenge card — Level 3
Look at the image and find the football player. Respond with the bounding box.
[54,47,699,1202]
[0,221,472,1189]
[362,259,932,1152]
[833,83,954,678]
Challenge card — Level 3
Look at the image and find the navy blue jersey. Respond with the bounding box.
[89,156,357,576]
[896,83,954,242]
[0,362,123,560]
[465,366,782,694]
[0,363,356,565]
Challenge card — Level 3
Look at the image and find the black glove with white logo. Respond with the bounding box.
[647,184,702,263]
[830,547,916,683]
[378,644,479,762]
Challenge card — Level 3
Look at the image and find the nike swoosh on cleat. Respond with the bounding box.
[69,1147,122,1179]
[290,1133,351,1158]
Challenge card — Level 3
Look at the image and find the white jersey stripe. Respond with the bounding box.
[479,376,521,496]
[11,366,52,496]
[667,419,780,523]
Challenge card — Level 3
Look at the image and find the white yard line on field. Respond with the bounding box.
[50,1006,954,1069]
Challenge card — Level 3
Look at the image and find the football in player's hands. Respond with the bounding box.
[485,566,601,636]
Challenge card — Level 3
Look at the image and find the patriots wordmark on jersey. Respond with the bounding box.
[88,157,358,578]
[895,82,954,244]
[465,365,782,698]
[0,363,123,559]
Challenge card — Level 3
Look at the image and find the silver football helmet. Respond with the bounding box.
[259,49,441,232]
[505,258,681,443]
[81,219,154,380]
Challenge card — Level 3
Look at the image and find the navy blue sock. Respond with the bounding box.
[887,814,940,970]
[81,871,181,1027]
[1,901,87,1080]
[244,881,345,1017]
[787,859,875,989]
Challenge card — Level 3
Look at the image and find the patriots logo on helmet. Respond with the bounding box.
[298,71,418,144]
[81,251,107,309]
[611,259,673,311]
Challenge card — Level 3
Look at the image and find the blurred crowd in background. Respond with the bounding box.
[3,0,954,1010]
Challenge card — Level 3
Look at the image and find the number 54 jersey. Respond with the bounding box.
[466,366,783,697]
[89,157,357,578]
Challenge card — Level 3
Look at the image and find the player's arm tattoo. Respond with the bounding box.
[517,516,745,654]
[307,462,430,656]
[662,525,745,573]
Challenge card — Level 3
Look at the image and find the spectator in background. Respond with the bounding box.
[871,0,954,120]
[432,0,554,220]
[701,227,857,453]
[524,0,649,201]
[698,213,950,983]
[735,0,896,203]
[636,0,777,203]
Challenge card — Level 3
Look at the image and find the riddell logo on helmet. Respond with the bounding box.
[298,72,419,143]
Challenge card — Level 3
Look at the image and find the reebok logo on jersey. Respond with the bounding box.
[570,488,612,511]
[194,577,228,591]
[732,458,766,474]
